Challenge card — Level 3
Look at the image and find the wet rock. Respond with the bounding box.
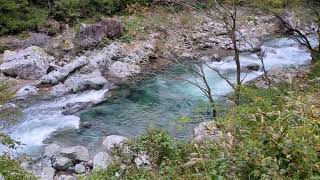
[245,63,260,71]
[93,152,111,170]
[52,156,73,171]
[0,46,53,80]
[62,102,93,115]
[80,121,92,129]
[15,85,38,99]
[40,166,55,180]
[74,164,86,174]
[102,135,128,151]
[39,56,89,85]
[44,144,61,158]
[60,146,89,162]
[54,175,76,180]
[134,153,151,170]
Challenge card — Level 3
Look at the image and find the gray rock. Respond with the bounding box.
[109,61,140,79]
[40,166,55,180]
[63,72,107,94]
[134,153,151,170]
[93,152,111,170]
[54,175,76,180]
[15,85,38,99]
[102,135,127,151]
[0,46,53,80]
[50,72,108,97]
[60,146,89,162]
[75,19,124,47]
[62,102,93,115]
[52,156,73,171]
[194,121,223,141]
[40,56,89,85]
[44,144,61,158]
[74,164,86,174]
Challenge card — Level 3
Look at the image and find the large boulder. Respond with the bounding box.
[0,46,53,79]
[75,19,124,47]
[102,135,128,151]
[44,144,61,158]
[60,146,89,162]
[93,152,112,170]
[39,166,55,180]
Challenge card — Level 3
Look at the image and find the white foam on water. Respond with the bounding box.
[6,89,108,154]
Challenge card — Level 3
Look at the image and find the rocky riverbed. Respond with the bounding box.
[0,9,319,179]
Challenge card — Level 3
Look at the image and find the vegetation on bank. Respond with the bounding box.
[88,64,320,179]
[0,81,34,180]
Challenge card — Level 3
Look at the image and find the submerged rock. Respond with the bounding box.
[0,46,53,79]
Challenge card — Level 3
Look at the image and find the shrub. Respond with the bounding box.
[52,0,89,23]
[0,0,48,35]
[0,156,35,180]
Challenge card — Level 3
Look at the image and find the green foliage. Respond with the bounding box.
[130,128,183,166]
[0,0,48,35]
[0,156,35,180]
[52,0,89,23]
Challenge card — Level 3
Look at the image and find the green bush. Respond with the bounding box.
[0,156,35,180]
[52,0,89,23]
[0,0,48,35]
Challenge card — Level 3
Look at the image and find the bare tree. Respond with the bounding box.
[274,1,319,61]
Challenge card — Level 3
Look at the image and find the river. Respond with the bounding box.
[4,36,318,157]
